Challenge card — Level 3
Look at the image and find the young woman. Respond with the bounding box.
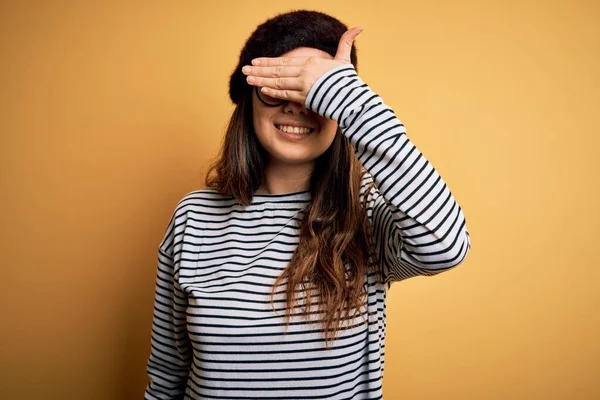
[145,10,471,400]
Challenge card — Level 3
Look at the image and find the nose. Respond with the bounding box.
[283,101,308,115]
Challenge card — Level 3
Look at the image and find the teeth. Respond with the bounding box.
[276,125,312,134]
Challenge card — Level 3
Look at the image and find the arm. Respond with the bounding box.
[145,210,192,399]
[306,65,472,284]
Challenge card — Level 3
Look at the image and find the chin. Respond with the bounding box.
[270,151,319,165]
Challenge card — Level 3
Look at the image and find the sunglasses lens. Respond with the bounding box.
[262,92,280,104]
[256,87,285,106]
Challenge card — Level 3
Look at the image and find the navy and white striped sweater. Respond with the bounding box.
[145,65,471,399]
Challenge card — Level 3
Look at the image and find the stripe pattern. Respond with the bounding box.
[145,65,471,399]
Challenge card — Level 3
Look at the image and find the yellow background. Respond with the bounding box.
[1,1,598,399]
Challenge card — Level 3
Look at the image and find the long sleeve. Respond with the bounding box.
[306,65,472,284]
[145,210,192,399]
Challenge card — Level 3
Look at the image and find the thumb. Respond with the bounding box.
[334,26,363,63]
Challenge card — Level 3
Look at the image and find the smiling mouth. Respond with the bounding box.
[275,124,315,135]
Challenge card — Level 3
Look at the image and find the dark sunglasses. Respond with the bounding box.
[254,86,289,107]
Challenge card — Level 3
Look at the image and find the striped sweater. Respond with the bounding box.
[144,65,471,399]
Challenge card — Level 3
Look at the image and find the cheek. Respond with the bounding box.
[252,102,275,136]
[319,118,339,143]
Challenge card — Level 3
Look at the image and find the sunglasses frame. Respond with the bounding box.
[254,86,288,107]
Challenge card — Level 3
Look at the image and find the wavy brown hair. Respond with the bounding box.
[205,88,380,347]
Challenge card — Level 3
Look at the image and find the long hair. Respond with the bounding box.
[205,87,380,347]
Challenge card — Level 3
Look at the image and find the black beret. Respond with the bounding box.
[229,10,358,104]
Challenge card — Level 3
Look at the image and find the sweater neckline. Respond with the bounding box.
[251,189,311,204]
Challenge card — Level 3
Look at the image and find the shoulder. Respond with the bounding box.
[171,187,237,219]
[158,188,238,254]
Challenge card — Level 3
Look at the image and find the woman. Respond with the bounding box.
[145,10,471,400]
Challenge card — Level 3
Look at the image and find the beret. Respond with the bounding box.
[229,10,358,104]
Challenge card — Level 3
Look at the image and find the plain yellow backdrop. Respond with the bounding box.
[1,0,598,399]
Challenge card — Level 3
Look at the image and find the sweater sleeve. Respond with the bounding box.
[305,65,472,285]
[145,209,192,399]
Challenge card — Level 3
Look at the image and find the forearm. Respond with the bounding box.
[306,65,471,275]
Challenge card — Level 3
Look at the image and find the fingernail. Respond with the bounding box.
[247,76,255,83]
[242,66,251,74]
[252,59,261,66]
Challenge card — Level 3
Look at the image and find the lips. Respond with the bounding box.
[273,123,315,135]
[275,121,315,131]
[273,124,314,140]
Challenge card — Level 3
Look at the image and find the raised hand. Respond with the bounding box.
[241,27,363,105]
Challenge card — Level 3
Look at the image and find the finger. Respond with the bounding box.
[260,87,304,104]
[242,65,303,78]
[246,76,304,91]
[334,26,363,63]
[251,57,308,67]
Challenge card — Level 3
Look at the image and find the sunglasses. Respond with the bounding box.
[254,86,289,107]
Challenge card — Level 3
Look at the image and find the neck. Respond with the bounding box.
[256,159,314,195]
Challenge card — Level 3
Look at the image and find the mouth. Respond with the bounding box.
[274,124,315,136]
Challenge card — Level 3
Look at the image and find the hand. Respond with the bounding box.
[241,26,363,105]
